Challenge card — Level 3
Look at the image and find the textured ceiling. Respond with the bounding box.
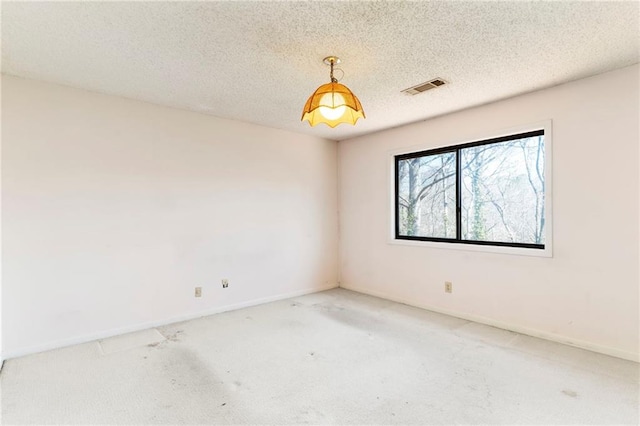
[2,1,639,141]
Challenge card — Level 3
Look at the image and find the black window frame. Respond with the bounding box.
[394,129,545,250]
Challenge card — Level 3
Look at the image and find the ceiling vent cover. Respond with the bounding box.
[402,78,447,95]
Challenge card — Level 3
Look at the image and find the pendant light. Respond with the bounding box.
[301,56,365,128]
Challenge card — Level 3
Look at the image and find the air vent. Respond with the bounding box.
[402,78,447,95]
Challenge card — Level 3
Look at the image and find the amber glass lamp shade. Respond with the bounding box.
[301,82,365,128]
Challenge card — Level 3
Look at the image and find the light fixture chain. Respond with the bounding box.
[330,59,337,83]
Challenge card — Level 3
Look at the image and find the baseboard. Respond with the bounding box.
[341,284,639,363]
[3,283,338,360]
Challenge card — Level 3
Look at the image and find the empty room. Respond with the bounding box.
[1,1,638,425]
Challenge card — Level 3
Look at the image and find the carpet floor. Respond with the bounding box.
[1,288,638,424]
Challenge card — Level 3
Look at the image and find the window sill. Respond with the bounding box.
[388,237,553,258]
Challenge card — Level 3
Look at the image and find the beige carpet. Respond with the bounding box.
[1,288,638,424]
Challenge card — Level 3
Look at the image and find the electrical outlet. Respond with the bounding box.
[222,279,229,289]
[195,287,202,297]
[445,281,453,293]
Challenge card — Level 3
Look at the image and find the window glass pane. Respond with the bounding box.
[397,152,456,238]
[460,136,545,245]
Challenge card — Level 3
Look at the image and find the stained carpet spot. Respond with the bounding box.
[164,330,184,342]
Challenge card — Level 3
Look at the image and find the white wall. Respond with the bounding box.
[2,75,339,358]
[0,76,3,365]
[338,65,639,361]
[4,65,639,362]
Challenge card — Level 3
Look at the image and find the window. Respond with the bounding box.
[395,129,547,250]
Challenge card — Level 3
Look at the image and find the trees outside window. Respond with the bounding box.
[396,130,545,249]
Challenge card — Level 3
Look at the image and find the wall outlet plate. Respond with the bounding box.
[195,287,202,297]
[222,279,229,288]
[445,281,453,293]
